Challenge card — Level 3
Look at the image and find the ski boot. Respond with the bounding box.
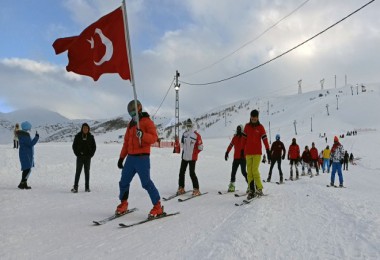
[247,190,256,200]
[192,188,201,196]
[256,189,264,196]
[149,201,164,218]
[176,186,185,195]
[115,200,128,215]
[71,186,78,193]
[228,182,235,192]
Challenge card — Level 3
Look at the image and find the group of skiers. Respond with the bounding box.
[12,101,354,218]
[224,111,352,194]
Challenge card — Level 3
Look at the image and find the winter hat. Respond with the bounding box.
[275,134,280,140]
[250,109,259,117]
[186,118,193,127]
[21,121,32,131]
[334,136,339,142]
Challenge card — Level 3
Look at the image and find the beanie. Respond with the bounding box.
[21,121,32,131]
[334,136,339,142]
[275,134,280,140]
[250,109,259,117]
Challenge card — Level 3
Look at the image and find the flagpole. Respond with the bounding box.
[122,0,142,144]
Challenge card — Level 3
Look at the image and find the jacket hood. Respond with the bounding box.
[81,123,90,132]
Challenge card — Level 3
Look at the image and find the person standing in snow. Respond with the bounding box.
[225,125,248,192]
[116,100,164,217]
[71,123,96,193]
[13,123,20,149]
[343,150,349,171]
[330,136,345,187]
[16,121,39,189]
[301,145,312,176]
[309,142,319,176]
[322,145,331,173]
[241,109,270,199]
[177,118,203,196]
[266,134,286,183]
[288,137,300,180]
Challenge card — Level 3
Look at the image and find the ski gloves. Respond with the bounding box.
[266,149,271,162]
[225,152,229,161]
[118,158,124,169]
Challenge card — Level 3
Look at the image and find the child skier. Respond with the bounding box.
[225,125,248,192]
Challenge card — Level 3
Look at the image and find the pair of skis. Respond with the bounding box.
[262,180,284,185]
[93,208,179,228]
[163,190,209,202]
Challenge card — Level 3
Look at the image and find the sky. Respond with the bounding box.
[1,84,380,259]
[1,0,380,120]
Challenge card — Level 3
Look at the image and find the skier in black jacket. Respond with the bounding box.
[71,123,96,193]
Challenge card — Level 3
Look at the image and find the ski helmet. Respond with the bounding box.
[127,100,142,116]
[275,134,280,140]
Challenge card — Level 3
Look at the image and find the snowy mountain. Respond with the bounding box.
[1,83,380,259]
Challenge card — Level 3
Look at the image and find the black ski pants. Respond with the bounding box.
[74,156,91,189]
[268,158,283,180]
[230,159,248,183]
[178,159,199,189]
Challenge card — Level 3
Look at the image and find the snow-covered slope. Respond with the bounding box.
[0,84,379,259]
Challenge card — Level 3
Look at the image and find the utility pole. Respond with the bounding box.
[174,70,180,143]
[345,74,347,86]
[351,85,354,95]
[224,109,227,127]
[311,116,313,132]
[293,120,297,135]
[326,104,329,116]
[267,101,269,116]
[336,95,339,110]
[334,75,337,88]
[356,84,359,95]
[320,78,325,90]
[298,80,302,94]
[269,121,271,144]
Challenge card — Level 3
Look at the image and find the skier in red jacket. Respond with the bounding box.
[309,142,319,176]
[241,109,270,199]
[225,125,248,192]
[288,138,300,180]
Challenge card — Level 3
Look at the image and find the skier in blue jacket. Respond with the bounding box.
[17,121,39,189]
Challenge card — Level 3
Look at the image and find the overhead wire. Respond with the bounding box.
[182,0,311,78]
[152,77,175,118]
[179,0,375,86]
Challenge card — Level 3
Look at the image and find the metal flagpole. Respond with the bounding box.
[121,0,140,129]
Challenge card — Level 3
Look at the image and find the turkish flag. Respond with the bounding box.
[53,7,131,81]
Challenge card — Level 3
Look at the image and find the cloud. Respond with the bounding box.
[0,0,379,120]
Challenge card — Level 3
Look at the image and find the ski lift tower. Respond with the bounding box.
[174,70,180,142]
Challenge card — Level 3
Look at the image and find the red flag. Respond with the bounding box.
[53,7,131,81]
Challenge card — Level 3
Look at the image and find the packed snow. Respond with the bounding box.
[1,84,380,259]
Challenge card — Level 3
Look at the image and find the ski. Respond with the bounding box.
[218,190,239,195]
[276,182,284,185]
[119,212,180,228]
[235,194,268,206]
[93,207,138,225]
[327,185,346,188]
[234,192,248,197]
[162,190,192,201]
[178,192,208,202]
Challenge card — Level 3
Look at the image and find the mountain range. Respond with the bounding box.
[0,83,378,145]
